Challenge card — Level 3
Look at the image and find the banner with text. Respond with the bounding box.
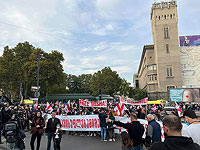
[79,99,107,108]
[46,114,165,140]
[120,97,148,105]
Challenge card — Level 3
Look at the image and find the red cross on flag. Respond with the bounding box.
[114,103,128,116]
[46,102,53,113]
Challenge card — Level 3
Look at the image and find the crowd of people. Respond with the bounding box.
[0,100,200,150]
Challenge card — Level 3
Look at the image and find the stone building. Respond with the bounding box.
[136,0,183,100]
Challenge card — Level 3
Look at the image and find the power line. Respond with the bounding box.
[0,21,92,43]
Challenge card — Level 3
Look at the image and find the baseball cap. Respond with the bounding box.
[183,109,197,119]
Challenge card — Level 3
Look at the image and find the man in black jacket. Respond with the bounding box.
[108,113,144,150]
[46,112,61,150]
[98,109,107,141]
[150,115,200,150]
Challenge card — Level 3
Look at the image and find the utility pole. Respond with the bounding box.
[36,53,40,99]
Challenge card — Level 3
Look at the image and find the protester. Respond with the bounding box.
[108,113,144,150]
[145,114,161,148]
[150,115,200,150]
[54,123,62,150]
[46,112,61,150]
[30,111,45,150]
[182,109,200,145]
[107,111,115,142]
[98,109,108,141]
[24,105,31,131]
[121,131,134,150]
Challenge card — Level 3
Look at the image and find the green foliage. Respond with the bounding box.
[120,78,130,97]
[133,88,146,101]
[0,42,65,100]
[90,67,122,96]
[65,74,92,93]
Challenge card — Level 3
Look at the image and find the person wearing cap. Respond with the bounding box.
[182,109,200,145]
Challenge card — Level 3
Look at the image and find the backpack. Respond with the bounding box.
[4,121,18,143]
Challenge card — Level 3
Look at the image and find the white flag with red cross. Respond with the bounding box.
[34,101,38,110]
[64,100,71,113]
[46,102,53,113]
[114,103,128,116]
[175,102,182,117]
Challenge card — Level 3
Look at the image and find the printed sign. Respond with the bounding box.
[79,99,107,107]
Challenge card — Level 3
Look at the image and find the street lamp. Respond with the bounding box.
[36,53,44,99]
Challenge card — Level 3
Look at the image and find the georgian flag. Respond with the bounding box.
[175,102,182,117]
[114,103,128,116]
[64,100,71,113]
[153,104,157,112]
[34,101,38,110]
[46,102,53,113]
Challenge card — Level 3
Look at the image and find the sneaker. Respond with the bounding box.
[112,138,115,141]
[94,133,96,136]
[90,133,93,136]
[104,139,107,142]
[109,139,112,142]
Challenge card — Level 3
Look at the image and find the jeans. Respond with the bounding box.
[47,132,56,150]
[100,127,107,140]
[30,133,42,150]
[134,144,143,150]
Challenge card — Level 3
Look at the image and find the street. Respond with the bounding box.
[0,132,121,150]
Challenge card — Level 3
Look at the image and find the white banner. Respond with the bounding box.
[79,99,107,108]
[120,97,148,105]
[46,114,166,140]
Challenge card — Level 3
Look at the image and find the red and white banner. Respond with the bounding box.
[120,97,148,105]
[79,99,107,108]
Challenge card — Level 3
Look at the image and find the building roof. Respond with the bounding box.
[138,45,154,74]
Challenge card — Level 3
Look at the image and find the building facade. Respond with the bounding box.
[136,0,183,100]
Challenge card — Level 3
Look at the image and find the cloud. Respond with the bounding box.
[0,0,199,85]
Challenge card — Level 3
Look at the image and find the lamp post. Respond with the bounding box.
[36,53,40,99]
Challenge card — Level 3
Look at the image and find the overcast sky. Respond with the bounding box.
[0,0,199,84]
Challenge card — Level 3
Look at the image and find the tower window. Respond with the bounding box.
[166,44,169,53]
[166,65,173,77]
[159,16,161,20]
[164,27,169,39]
[164,15,166,19]
[170,14,173,18]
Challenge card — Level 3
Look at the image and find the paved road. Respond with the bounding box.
[0,132,121,150]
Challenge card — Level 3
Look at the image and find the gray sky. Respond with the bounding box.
[0,0,199,84]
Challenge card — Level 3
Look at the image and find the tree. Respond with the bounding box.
[133,88,146,101]
[65,74,92,93]
[119,78,130,97]
[0,42,65,101]
[90,67,122,96]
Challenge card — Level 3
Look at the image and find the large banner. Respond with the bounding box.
[120,97,148,105]
[45,114,165,140]
[180,35,200,47]
[79,99,107,108]
[169,88,200,102]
